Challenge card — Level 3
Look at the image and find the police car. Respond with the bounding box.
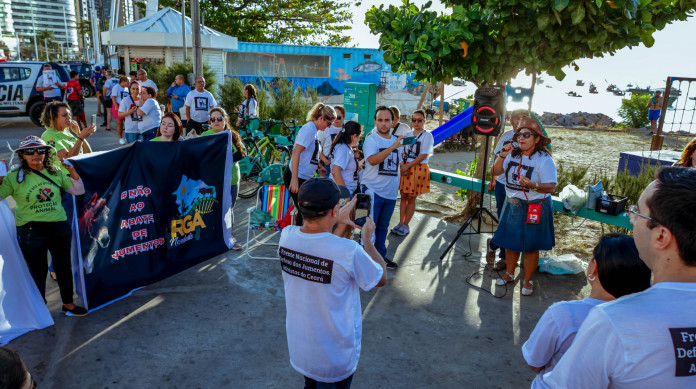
[0,61,70,126]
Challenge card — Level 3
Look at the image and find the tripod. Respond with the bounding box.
[440,135,498,260]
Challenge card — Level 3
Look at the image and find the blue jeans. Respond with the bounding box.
[142,127,158,141]
[364,186,396,258]
[125,132,143,143]
[304,375,353,389]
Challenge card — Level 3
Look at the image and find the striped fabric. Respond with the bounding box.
[261,185,290,220]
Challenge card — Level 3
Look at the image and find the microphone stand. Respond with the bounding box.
[440,134,499,260]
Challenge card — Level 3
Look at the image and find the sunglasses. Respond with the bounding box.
[210,117,225,122]
[411,118,424,123]
[335,117,343,120]
[516,131,535,139]
[22,148,48,155]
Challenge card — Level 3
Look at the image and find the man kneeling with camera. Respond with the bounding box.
[279,178,387,388]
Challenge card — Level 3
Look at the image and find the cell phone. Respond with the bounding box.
[401,136,417,145]
[91,114,97,127]
[354,193,371,226]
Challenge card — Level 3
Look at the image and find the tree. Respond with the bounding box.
[157,0,358,46]
[366,0,696,217]
[618,93,650,128]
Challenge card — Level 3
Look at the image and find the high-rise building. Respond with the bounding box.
[8,0,79,59]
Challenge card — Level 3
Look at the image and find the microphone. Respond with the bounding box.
[495,141,519,156]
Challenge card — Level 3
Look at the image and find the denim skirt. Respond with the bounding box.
[491,196,555,253]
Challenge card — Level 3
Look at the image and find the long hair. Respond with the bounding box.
[329,120,362,157]
[18,148,59,177]
[306,103,336,122]
[510,132,552,159]
[41,100,70,130]
[156,112,183,141]
[209,107,246,157]
[675,137,696,167]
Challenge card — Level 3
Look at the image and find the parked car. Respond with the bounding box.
[0,61,71,126]
[59,61,95,97]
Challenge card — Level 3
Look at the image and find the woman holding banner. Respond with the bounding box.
[202,107,246,250]
[0,136,88,316]
[490,117,557,296]
[151,113,183,142]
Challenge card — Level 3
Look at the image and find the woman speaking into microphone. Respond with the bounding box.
[490,117,557,296]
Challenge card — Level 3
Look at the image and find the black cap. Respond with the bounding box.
[297,178,341,217]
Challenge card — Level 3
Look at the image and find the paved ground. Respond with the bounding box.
[3,99,592,388]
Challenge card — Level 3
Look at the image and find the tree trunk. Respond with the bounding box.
[416,82,430,110]
[438,82,445,126]
[529,73,536,112]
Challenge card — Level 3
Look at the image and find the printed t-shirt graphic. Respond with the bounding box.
[290,121,320,180]
[66,79,82,100]
[195,96,209,111]
[378,148,399,177]
[403,131,435,163]
[501,153,556,201]
[362,132,402,199]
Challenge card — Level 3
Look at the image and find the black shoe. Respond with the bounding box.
[384,257,398,270]
[62,305,88,316]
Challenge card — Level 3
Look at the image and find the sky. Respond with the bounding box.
[346,1,696,121]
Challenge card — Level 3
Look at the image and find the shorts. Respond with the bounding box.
[103,98,113,109]
[68,99,84,117]
[399,163,430,196]
[648,109,660,121]
[112,105,119,119]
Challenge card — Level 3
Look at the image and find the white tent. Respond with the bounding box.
[101,7,238,86]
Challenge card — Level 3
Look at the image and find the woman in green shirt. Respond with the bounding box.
[40,101,95,168]
[151,112,183,142]
[202,107,246,250]
[0,136,88,316]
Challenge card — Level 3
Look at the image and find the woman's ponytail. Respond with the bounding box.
[329,120,361,157]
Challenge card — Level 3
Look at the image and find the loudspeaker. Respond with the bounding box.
[472,87,505,136]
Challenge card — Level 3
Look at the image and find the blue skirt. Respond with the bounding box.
[491,196,555,253]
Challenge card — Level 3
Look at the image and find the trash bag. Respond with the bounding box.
[539,254,585,275]
[559,184,586,214]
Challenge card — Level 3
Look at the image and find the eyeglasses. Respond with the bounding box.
[210,117,225,122]
[627,205,659,223]
[22,148,48,155]
[411,118,424,123]
[516,131,534,139]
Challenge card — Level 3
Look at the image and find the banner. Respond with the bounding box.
[69,133,233,309]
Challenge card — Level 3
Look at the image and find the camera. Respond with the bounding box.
[354,194,371,227]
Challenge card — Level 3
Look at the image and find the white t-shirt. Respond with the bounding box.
[369,122,411,137]
[103,78,118,97]
[362,131,402,199]
[522,298,605,389]
[139,78,158,91]
[403,130,434,164]
[238,98,257,117]
[36,71,61,98]
[290,121,321,180]
[545,282,696,388]
[119,96,142,133]
[330,143,359,194]
[501,152,557,201]
[111,84,129,105]
[318,126,343,157]
[494,130,516,184]
[138,98,161,132]
[279,226,383,383]
[185,89,216,122]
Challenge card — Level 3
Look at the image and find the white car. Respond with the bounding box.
[0,61,70,126]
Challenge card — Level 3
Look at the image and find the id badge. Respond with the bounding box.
[527,203,542,224]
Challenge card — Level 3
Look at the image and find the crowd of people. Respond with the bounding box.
[2,66,695,388]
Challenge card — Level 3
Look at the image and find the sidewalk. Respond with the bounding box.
[8,198,591,388]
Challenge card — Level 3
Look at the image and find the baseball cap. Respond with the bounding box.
[297,178,341,217]
[95,66,101,71]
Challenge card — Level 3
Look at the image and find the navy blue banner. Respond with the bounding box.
[69,134,232,309]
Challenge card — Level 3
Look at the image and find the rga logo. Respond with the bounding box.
[169,175,218,247]
[0,84,24,105]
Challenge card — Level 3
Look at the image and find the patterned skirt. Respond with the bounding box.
[399,163,430,196]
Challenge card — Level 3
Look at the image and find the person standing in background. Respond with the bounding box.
[119,81,143,143]
[166,74,191,127]
[647,90,664,136]
[136,87,162,141]
[65,70,86,131]
[318,105,345,172]
[111,76,130,145]
[137,69,158,91]
[101,71,118,130]
[185,77,217,135]
[91,66,103,116]
[35,63,63,103]
[234,84,258,128]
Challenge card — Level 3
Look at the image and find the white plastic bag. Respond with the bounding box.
[539,254,585,275]
[559,184,587,214]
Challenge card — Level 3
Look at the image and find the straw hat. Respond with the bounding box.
[514,117,551,146]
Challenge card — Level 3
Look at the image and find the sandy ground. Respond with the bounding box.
[412,122,651,262]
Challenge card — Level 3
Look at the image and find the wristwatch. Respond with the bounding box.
[532,182,539,192]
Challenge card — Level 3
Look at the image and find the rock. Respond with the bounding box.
[538,111,616,128]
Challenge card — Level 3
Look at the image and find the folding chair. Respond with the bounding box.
[245,184,294,259]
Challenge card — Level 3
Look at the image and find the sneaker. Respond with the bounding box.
[119,138,126,145]
[391,223,404,234]
[384,257,398,270]
[401,226,410,235]
[62,304,88,316]
[392,225,407,236]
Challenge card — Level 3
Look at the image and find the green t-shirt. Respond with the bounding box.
[201,129,242,185]
[0,169,73,226]
[150,137,163,142]
[41,128,81,174]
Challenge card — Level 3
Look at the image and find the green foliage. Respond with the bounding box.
[219,77,245,118]
[453,156,492,200]
[618,93,650,128]
[267,79,315,122]
[158,0,357,46]
[144,60,217,107]
[365,1,696,85]
[554,163,590,195]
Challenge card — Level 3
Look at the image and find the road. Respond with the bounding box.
[0,97,122,162]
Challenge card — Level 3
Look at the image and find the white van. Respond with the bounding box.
[0,61,70,126]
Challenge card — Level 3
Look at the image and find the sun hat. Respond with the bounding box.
[514,117,551,146]
[297,178,341,218]
[15,136,54,152]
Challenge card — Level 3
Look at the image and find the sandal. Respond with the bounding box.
[496,272,514,286]
[521,280,535,296]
